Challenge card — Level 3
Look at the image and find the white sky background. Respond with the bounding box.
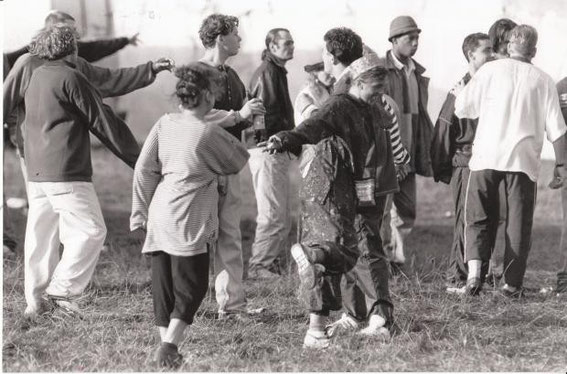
[2,0,567,157]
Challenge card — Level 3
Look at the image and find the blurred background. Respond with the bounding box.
[2,0,567,156]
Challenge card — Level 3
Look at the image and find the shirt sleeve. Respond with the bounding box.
[130,121,161,231]
[67,73,140,168]
[77,37,130,62]
[204,109,239,128]
[75,57,155,98]
[454,71,484,120]
[430,91,457,184]
[382,95,410,165]
[201,126,250,175]
[545,78,567,143]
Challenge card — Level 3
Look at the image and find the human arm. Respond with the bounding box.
[75,56,172,98]
[77,37,130,62]
[68,73,140,168]
[249,68,285,133]
[5,46,29,69]
[130,122,162,231]
[204,99,265,128]
[454,72,483,120]
[202,126,250,175]
[430,91,458,184]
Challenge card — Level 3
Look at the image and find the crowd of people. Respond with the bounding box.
[2,9,567,368]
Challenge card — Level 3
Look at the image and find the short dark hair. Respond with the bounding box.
[264,28,290,49]
[174,63,221,109]
[488,18,517,55]
[261,28,291,60]
[44,10,75,28]
[198,14,239,49]
[29,24,77,60]
[462,33,490,62]
[323,27,363,66]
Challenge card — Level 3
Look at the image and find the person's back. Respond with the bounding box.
[464,58,561,180]
[25,61,95,182]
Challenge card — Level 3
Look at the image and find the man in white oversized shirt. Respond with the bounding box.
[454,25,567,297]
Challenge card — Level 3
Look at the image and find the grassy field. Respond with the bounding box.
[2,146,566,372]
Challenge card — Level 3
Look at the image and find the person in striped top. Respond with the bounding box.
[130,63,250,368]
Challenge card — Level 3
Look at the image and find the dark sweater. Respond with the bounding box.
[197,61,249,139]
[24,60,139,182]
[247,52,294,144]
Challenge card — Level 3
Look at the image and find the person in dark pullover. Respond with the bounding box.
[21,24,151,319]
[265,61,391,348]
[197,14,265,319]
[246,28,296,279]
[4,10,140,74]
[430,33,495,291]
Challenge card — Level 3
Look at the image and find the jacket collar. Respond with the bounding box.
[385,50,426,75]
[264,51,288,73]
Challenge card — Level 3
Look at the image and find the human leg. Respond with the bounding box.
[464,170,502,293]
[557,184,567,293]
[388,174,417,264]
[44,182,107,299]
[214,173,247,314]
[446,167,469,285]
[23,182,60,315]
[248,150,291,276]
[501,172,536,289]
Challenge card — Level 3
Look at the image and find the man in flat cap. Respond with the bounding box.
[382,16,434,271]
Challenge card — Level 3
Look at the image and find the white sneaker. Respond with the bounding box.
[303,329,330,349]
[6,197,28,209]
[291,243,317,289]
[49,296,83,318]
[358,315,391,340]
[326,312,359,337]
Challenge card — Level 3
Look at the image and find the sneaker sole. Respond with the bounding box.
[291,244,316,289]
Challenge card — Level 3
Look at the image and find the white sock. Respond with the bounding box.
[467,260,482,280]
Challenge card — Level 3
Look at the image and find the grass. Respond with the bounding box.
[3,145,567,372]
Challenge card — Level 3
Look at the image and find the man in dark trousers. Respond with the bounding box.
[430,33,494,291]
[246,28,295,279]
[455,25,567,297]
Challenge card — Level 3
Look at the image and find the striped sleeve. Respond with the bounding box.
[202,125,250,175]
[130,120,162,231]
[382,95,410,165]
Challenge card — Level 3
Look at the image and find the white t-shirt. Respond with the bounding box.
[455,58,567,181]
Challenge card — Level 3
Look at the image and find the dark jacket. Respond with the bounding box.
[247,52,294,145]
[198,61,250,140]
[3,53,155,156]
[276,93,398,197]
[4,37,130,71]
[334,74,399,197]
[431,73,477,184]
[24,59,139,182]
[385,50,434,177]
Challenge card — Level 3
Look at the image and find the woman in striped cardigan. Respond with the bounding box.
[130,63,254,368]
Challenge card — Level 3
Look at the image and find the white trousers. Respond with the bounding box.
[213,172,247,313]
[247,149,292,272]
[24,181,107,307]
